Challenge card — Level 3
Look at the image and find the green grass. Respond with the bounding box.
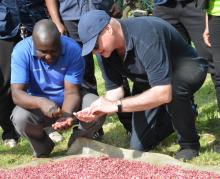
[1,60,220,168]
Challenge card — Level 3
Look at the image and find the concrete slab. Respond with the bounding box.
[67,137,220,175]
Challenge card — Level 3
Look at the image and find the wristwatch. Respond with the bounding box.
[116,100,122,113]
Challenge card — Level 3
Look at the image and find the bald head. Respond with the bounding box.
[32,19,61,64]
[33,19,60,44]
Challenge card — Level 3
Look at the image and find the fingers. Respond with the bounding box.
[48,105,61,118]
[52,121,68,131]
[52,107,63,118]
[73,110,97,123]
[52,117,73,131]
[203,31,211,47]
[204,38,211,47]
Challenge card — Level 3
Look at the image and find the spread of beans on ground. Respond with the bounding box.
[0,156,219,178]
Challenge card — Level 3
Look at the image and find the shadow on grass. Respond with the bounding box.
[102,115,130,149]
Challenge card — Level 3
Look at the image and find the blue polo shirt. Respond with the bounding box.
[11,35,85,106]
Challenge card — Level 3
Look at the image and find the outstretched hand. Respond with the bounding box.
[74,97,117,123]
[52,117,75,131]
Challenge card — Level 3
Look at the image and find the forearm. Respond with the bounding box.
[62,91,81,116]
[115,85,172,113]
[12,90,42,109]
[105,86,124,101]
[45,0,63,26]
[205,12,209,32]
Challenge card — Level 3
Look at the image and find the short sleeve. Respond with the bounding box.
[141,39,171,87]
[98,52,123,90]
[11,44,29,84]
[64,52,85,84]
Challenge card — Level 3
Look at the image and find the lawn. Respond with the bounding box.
[0,60,220,168]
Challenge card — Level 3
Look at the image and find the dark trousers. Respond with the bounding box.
[130,57,207,151]
[154,0,220,109]
[153,0,213,73]
[130,82,174,151]
[208,15,220,110]
[0,38,20,141]
[64,20,132,132]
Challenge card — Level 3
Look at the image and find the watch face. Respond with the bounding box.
[117,100,122,113]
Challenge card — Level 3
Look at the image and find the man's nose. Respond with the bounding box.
[45,54,52,60]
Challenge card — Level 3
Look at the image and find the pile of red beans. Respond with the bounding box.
[0,156,219,178]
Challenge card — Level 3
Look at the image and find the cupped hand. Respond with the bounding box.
[73,107,99,123]
[52,117,75,131]
[74,97,117,122]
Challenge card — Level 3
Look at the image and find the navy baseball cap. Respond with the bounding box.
[78,10,111,56]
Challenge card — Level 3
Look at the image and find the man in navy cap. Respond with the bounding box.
[75,10,208,161]
[45,0,132,146]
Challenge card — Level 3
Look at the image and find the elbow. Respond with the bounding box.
[164,92,172,104]
[11,93,18,105]
[163,86,172,104]
[11,90,19,105]
[156,85,172,104]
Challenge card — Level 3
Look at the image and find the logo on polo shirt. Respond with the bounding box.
[33,68,43,72]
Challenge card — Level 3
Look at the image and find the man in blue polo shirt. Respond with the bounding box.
[10,19,85,157]
[75,10,208,161]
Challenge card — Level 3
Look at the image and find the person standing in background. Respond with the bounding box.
[203,0,220,112]
[0,0,48,148]
[153,0,213,119]
[45,0,132,147]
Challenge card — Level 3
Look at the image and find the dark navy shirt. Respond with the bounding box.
[100,16,198,90]
[0,0,48,39]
